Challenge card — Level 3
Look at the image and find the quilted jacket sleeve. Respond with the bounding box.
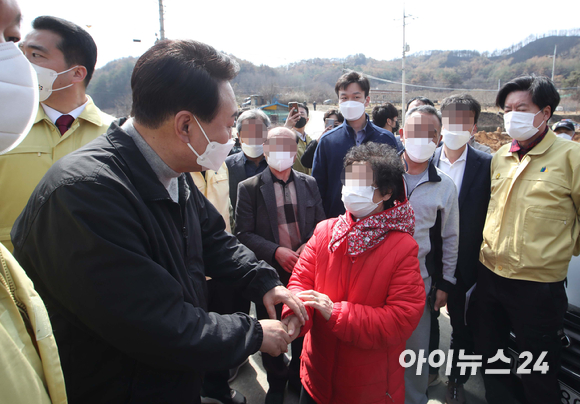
[326,238,425,350]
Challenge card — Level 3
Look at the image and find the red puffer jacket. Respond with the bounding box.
[282,215,425,404]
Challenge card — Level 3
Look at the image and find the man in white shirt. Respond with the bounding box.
[433,94,492,404]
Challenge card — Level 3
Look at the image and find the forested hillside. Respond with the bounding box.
[87,34,580,116]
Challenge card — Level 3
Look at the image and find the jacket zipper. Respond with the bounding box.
[407,175,431,199]
[0,248,28,316]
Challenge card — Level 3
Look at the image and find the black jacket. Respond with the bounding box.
[433,145,492,288]
[235,168,325,285]
[11,121,282,403]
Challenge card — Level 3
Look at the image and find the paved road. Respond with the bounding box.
[229,304,488,404]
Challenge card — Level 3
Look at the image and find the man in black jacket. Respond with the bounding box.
[11,39,306,404]
[433,94,492,404]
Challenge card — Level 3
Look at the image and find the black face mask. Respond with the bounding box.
[391,120,399,133]
[295,117,307,129]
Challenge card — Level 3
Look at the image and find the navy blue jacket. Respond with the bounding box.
[312,115,399,218]
[433,145,492,288]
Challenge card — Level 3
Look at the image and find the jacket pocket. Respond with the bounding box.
[519,206,574,268]
[482,201,497,252]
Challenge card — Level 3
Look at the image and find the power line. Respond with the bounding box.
[346,69,580,92]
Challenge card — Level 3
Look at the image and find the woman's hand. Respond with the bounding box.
[281,314,303,340]
[297,290,333,321]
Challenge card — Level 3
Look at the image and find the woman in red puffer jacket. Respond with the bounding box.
[282,143,425,404]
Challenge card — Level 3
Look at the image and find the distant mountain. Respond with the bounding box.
[87,35,580,116]
[495,36,580,63]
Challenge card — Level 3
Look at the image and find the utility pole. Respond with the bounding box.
[551,45,557,82]
[158,0,166,41]
[400,7,413,124]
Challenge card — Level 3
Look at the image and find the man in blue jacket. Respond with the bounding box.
[312,72,399,218]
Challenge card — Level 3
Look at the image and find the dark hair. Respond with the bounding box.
[32,16,97,86]
[440,94,481,124]
[131,39,239,128]
[496,74,560,119]
[297,102,309,117]
[323,108,344,122]
[406,96,434,110]
[372,103,399,128]
[335,71,370,98]
[344,142,405,208]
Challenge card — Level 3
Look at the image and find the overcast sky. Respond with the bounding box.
[19,0,580,69]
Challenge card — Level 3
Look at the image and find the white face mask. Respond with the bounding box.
[0,42,39,155]
[442,126,473,150]
[339,100,366,121]
[266,151,295,172]
[241,142,264,158]
[404,137,437,163]
[187,115,235,172]
[342,185,381,218]
[556,133,572,141]
[32,63,79,102]
[503,110,544,141]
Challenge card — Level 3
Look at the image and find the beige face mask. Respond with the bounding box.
[0,42,39,155]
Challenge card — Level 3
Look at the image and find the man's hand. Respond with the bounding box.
[281,315,302,341]
[275,247,299,273]
[321,125,333,135]
[259,319,292,356]
[284,109,300,129]
[297,290,333,321]
[296,243,307,256]
[263,285,308,324]
[434,289,448,312]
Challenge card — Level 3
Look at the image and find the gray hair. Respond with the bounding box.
[405,105,442,131]
[236,109,271,134]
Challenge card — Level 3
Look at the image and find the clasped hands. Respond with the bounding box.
[259,287,333,357]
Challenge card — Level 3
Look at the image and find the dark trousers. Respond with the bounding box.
[428,305,441,376]
[446,278,475,385]
[474,266,567,404]
[256,302,303,392]
[202,280,251,397]
[299,386,317,404]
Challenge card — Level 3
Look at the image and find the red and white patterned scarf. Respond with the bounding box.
[328,198,415,256]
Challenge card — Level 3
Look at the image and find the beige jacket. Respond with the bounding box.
[0,96,114,251]
[191,162,232,233]
[0,243,67,403]
[480,130,580,282]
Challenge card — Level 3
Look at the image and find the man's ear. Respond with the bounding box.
[542,105,551,121]
[71,66,87,84]
[472,124,478,135]
[434,132,442,145]
[364,95,371,107]
[174,111,195,144]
